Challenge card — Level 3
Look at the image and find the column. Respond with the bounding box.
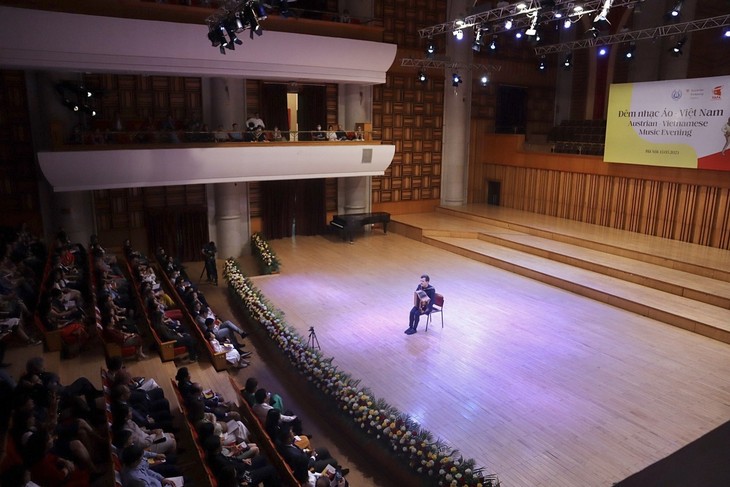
[213,182,249,259]
[53,191,96,246]
[441,0,472,207]
[207,77,246,131]
[339,83,373,214]
[206,78,250,257]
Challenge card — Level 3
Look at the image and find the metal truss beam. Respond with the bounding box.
[400,58,502,72]
[418,0,640,38]
[534,14,730,54]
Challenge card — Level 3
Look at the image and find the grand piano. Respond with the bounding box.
[330,212,391,242]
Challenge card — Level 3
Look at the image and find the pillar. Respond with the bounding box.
[213,182,249,259]
[207,77,246,131]
[53,191,96,246]
[441,0,472,207]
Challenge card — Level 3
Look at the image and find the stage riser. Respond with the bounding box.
[434,206,730,283]
[421,236,730,345]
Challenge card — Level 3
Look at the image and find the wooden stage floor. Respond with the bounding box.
[248,205,730,487]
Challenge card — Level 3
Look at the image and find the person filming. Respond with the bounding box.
[202,241,218,286]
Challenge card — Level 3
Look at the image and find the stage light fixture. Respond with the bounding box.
[515,30,523,39]
[473,28,484,51]
[624,42,636,59]
[418,71,427,83]
[598,46,608,56]
[242,4,263,38]
[454,29,464,40]
[563,53,572,70]
[515,2,528,11]
[505,19,513,30]
[670,1,682,18]
[426,39,436,58]
[586,27,599,39]
[525,13,538,36]
[671,37,686,56]
[723,28,730,38]
[480,75,489,87]
[538,56,546,71]
[452,73,462,87]
[208,25,229,54]
[563,18,572,29]
[489,37,497,51]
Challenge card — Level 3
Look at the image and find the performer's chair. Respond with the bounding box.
[425,293,444,331]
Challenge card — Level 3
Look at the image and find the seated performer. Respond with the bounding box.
[405,274,435,335]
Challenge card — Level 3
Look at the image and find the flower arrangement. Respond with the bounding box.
[224,259,500,487]
[250,232,280,274]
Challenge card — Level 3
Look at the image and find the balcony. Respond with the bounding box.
[38,129,394,192]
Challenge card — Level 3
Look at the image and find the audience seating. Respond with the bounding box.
[228,376,301,487]
[155,260,228,371]
[170,379,219,487]
[124,255,189,362]
[548,119,606,156]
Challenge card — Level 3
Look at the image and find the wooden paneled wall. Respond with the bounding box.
[472,133,730,250]
[0,71,42,233]
[84,74,203,127]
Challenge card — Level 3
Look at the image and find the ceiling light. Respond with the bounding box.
[418,71,427,83]
[515,31,523,39]
[586,27,599,39]
[598,46,608,56]
[505,19,513,30]
[625,42,636,59]
[489,37,497,51]
[515,3,528,11]
[480,75,489,86]
[671,37,686,56]
[426,40,436,58]
[563,53,572,69]
[563,19,572,29]
[452,73,462,87]
[538,57,546,71]
[473,29,484,51]
[723,28,730,38]
[573,6,584,14]
[555,12,563,18]
[454,29,464,40]
[670,1,682,17]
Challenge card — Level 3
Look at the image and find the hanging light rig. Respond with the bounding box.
[207,0,267,55]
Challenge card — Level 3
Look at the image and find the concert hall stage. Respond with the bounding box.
[248,204,730,487]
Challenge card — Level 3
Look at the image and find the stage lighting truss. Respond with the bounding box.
[534,13,730,55]
[417,0,643,39]
[206,0,266,54]
[401,58,502,84]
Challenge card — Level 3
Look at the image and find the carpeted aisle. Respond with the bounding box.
[614,419,730,487]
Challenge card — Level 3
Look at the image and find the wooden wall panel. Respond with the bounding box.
[483,163,730,250]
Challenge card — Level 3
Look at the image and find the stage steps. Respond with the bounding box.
[390,206,730,344]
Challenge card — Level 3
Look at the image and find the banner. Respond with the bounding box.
[605,75,730,171]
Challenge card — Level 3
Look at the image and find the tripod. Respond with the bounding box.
[307,327,320,350]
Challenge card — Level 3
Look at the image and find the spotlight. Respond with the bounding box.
[563,53,572,70]
[593,14,610,31]
[723,28,730,38]
[418,72,427,83]
[670,37,686,56]
[472,29,483,51]
[207,25,228,54]
[598,46,608,56]
[454,29,464,40]
[452,73,462,87]
[223,16,243,46]
[624,42,636,59]
[426,40,436,58]
[505,19,513,30]
[489,37,497,51]
[480,75,489,87]
[242,4,263,38]
[538,56,546,71]
[670,0,682,18]
[586,27,599,39]
[554,12,563,19]
[515,31,523,39]
[563,18,572,29]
